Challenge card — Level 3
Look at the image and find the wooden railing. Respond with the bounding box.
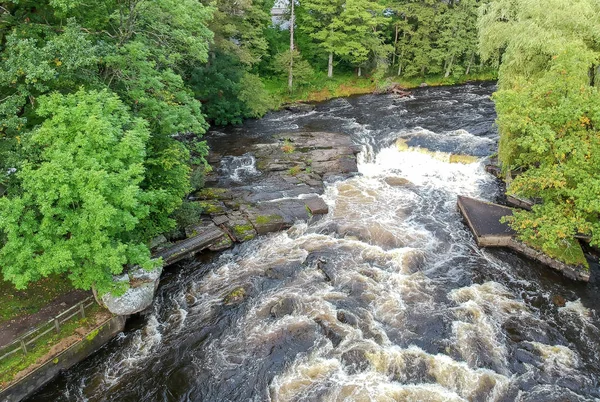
[0,296,95,363]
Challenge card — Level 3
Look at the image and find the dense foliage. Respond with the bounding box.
[0,0,494,293]
[0,0,213,293]
[480,0,600,264]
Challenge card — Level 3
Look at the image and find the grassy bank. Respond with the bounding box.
[265,70,498,106]
[0,275,75,324]
[0,305,107,389]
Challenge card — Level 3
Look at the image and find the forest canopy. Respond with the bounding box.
[479,0,600,265]
[2,0,595,293]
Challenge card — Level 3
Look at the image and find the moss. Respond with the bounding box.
[256,159,269,170]
[198,201,224,214]
[196,187,229,200]
[86,328,100,342]
[224,287,246,305]
[525,237,589,269]
[0,304,104,387]
[233,224,256,241]
[0,274,75,324]
[255,214,282,225]
[289,166,302,176]
[233,224,254,235]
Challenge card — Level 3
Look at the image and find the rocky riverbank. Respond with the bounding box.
[102,131,361,315]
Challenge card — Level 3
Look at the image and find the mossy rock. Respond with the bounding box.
[195,187,230,201]
[209,235,234,251]
[525,236,589,269]
[232,223,256,241]
[255,214,283,225]
[198,200,225,215]
[224,287,246,305]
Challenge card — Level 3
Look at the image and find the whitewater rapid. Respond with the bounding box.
[33,84,600,402]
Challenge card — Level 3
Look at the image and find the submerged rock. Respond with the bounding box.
[101,266,163,315]
[270,297,297,318]
[224,287,247,305]
[384,177,411,187]
[341,347,372,374]
[284,103,315,113]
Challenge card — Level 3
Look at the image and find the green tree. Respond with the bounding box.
[297,0,345,77]
[0,0,214,291]
[274,50,315,90]
[480,0,600,264]
[0,90,160,294]
[331,0,392,76]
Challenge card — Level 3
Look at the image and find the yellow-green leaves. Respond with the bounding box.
[0,90,159,294]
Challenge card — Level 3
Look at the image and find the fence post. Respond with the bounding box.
[79,302,86,319]
[54,317,61,334]
[20,339,27,355]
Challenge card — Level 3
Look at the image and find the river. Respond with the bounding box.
[33,83,600,401]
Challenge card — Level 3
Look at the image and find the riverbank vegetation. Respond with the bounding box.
[0,0,493,295]
[1,0,595,297]
[479,0,600,267]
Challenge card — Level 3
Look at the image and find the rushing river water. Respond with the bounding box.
[34,83,600,401]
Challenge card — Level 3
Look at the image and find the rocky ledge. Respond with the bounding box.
[170,131,361,268]
[101,132,360,315]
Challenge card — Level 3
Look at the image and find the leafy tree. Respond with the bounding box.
[297,0,345,77]
[274,50,315,90]
[331,0,392,76]
[192,0,274,124]
[0,90,160,294]
[0,0,214,291]
[480,0,600,263]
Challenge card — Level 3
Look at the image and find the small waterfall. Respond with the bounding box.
[219,153,261,183]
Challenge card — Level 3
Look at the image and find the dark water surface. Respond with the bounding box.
[33,83,600,401]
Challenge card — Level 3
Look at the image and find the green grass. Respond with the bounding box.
[0,304,103,388]
[0,274,75,324]
[525,237,589,268]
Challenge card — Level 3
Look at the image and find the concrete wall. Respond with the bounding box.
[0,315,126,402]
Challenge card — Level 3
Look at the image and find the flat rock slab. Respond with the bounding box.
[457,195,515,247]
[458,195,589,282]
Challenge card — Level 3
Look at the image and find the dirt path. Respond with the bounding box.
[0,290,91,349]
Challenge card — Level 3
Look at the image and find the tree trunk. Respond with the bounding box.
[466,53,474,75]
[397,25,407,76]
[288,0,294,93]
[328,52,333,78]
[392,24,399,67]
[444,54,454,78]
[357,67,362,77]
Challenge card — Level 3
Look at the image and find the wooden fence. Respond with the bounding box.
[0,296,96,363]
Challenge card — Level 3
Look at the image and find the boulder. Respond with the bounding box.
[149,234,169,251]
[270,297,297,318]
[101,266,163,315]
[305,197,329,215]
[384,177,411,187]
[284,103,315,113]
